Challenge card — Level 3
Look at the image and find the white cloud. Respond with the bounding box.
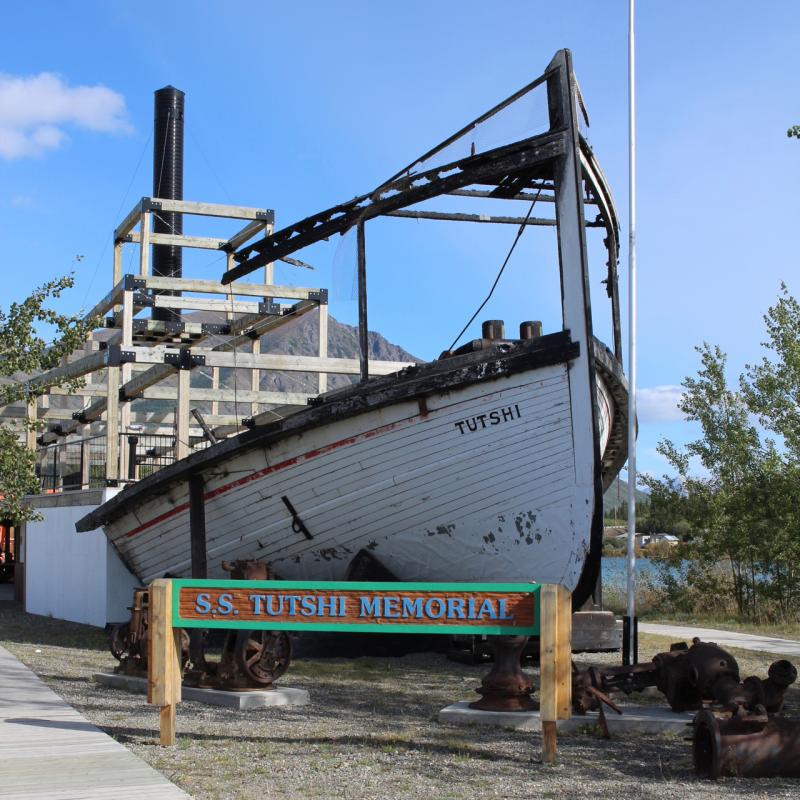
[0,73,130,160]
[637,385,685,423]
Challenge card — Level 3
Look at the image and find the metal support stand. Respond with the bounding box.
[622,615,638,666]
[188,474,208,674]
[470,635,536,712]
[356,221,369,383]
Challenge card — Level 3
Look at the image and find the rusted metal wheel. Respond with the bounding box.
[109,622,130,661]
[234,630,292,685]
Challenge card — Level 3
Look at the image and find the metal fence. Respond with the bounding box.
[37,435,107,493]
[37,432,212,492]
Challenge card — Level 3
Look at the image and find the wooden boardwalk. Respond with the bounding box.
[0,644,190,799]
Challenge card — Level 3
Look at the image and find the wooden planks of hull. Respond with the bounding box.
[102,359,614,588]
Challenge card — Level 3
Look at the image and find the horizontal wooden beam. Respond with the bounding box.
[139,275,325,301]
[46,384,312,405]
[144,296,276,315]
[151,198,273,222]
[125,231,227,251]
[123,347,412,375]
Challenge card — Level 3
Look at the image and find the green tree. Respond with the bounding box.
[0,275,95,523]
[643,288,800,620]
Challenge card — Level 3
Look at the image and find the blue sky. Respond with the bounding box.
[2,1,799,480]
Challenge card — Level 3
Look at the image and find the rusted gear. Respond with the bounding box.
[234,630,292,685]
[109,622,130,662]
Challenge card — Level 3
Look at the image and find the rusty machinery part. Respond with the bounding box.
[470,635,537,712]
[186,557,295,691]
[222,558,270,580]
[694,708,800,779]
[572,639,797,716]
[108,588,150,675]
[109,622,130,661]
[571,662,623,716]
[109,587,190,677]
[234,630,292,686]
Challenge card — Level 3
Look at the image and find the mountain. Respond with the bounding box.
[603,476,648,516]
[250,310,419,395]
[207,310,419,400]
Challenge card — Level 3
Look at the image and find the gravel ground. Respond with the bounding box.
[2,598,799,800]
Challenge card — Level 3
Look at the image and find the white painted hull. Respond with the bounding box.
[101,357,616,589]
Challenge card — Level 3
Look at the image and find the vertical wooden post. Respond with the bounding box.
[112,242,123,316]
[25,398,37,452]
[105,366,120,483]
[139,209,151,277]
[119,289,133,476]
[539,583,572,763]
[148,579,181,746]
[356,221,369,383]
[211,367,219,417]
[318,302,329,394]
[113,241,123,287]
[225,253,236,324]
[80,426,90,489]
[251,338,260,417]
[175,368,190,460]
[55,444,65,492]
[555,584,572,722]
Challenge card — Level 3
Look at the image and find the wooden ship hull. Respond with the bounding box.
[78,333,625,594]
[77,50,629,608]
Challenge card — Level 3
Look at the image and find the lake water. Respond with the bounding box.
[602,557,669,589]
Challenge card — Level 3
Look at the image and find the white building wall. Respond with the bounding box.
[23,488,138,627]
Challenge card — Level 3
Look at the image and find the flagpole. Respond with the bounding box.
[625,0,638,666]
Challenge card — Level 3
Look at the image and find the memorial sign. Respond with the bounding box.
[172,579,539,635]
[148,579,570,761]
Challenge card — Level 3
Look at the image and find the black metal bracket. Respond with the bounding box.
[164,350,206,370]
[256,209,275,223]
[123,274,147,291]
[258,301,282,316]
[281,495,313,540]
[107,345,137,366]
[132,319,183,335]
[242,416,256,428]
[142,198,162,212]
[308,289,329,305]
[200,323,231,335]
[133,291,154,308]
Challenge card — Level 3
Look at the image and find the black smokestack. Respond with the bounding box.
[152,86,184,321]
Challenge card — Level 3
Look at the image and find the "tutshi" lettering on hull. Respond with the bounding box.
[454,404,521,435]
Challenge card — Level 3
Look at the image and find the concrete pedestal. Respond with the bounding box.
[438,700,694,734]
[94,672,309,710]
[572,610,623,652]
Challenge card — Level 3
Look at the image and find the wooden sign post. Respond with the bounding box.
[147,579,182,746]
[538,583,572,763]
[146,579,571,759]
